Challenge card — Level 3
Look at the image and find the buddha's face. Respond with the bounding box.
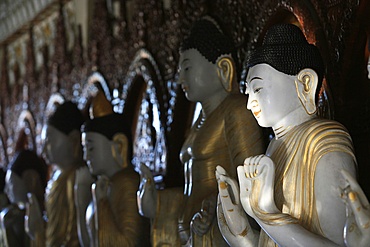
[245,64,300,128]
[41,125,73,165]
[82,132,115,176]
[178,49,221,102]
[4,170,28,204]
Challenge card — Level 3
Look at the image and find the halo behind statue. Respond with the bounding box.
[79,71,112,110]
[45,92,65,121]
[16,110,37,152]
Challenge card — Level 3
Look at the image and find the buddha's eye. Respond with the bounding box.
[254,87,262,94]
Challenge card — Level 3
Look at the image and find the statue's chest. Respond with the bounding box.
[180,117,225,162]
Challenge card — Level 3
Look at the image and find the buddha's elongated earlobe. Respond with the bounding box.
[217,56,234,93]
[69,129,82,159]
[295,69,318,115]
[112,133,129,169]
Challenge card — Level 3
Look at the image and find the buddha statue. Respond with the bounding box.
[1,149,47,247]
[25,101,85,246]
[78,90,150,246]
[216,24,360,247]
[138,16,265,246]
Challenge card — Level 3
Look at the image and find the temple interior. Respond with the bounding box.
[0,0,369,246]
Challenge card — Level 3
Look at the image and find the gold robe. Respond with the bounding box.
[153,93,265,246]
[257,118,356,247]
[93,167,151,247]
[45,167,80,247]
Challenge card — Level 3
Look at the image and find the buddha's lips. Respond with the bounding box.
[253,110,261,118]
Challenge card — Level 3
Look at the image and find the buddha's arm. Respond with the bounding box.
[137,163,157,219]
[255,152,356,247]
[25,193,46,247]
[30,229,46,247]
[74,166,94,247]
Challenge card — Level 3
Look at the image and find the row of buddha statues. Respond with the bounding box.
[0,16,368,247]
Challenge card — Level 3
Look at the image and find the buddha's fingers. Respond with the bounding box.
[341,169,369,208]
[218,175,236,213]
[347,190,370,230]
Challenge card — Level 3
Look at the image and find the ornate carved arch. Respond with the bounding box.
[122,49,168,187]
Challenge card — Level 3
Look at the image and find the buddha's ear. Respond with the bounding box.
[68,129,82,158]
[217,56,234,92]
[295,69,318,115]
[111,133,129,169]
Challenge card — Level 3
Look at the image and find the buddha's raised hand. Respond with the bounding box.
[191,193,216,236]
[216,165,258,247]
[238,155,278,218]
[93,175,110,202]
[25,193,44,240]
[137,163,157,219]
[341,169,370,247]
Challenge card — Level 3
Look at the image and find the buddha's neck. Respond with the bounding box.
[272,108,315,140]
[57,156,84,172]
[200,90,228,119]
[104,164,121,178]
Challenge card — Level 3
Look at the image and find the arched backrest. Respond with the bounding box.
[16,110,37,153]
[121,49,168,187]
[78,71,113,117]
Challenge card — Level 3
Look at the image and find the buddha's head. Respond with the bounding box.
[244,24,324,128]
[178,16,238,102]
[43,101,84,168]
[81,91,132,177]
[5,150,47,206]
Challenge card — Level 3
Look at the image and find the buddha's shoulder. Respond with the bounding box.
[220,94,255,120]
[220,93,246,109]
[112,167,139,183]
